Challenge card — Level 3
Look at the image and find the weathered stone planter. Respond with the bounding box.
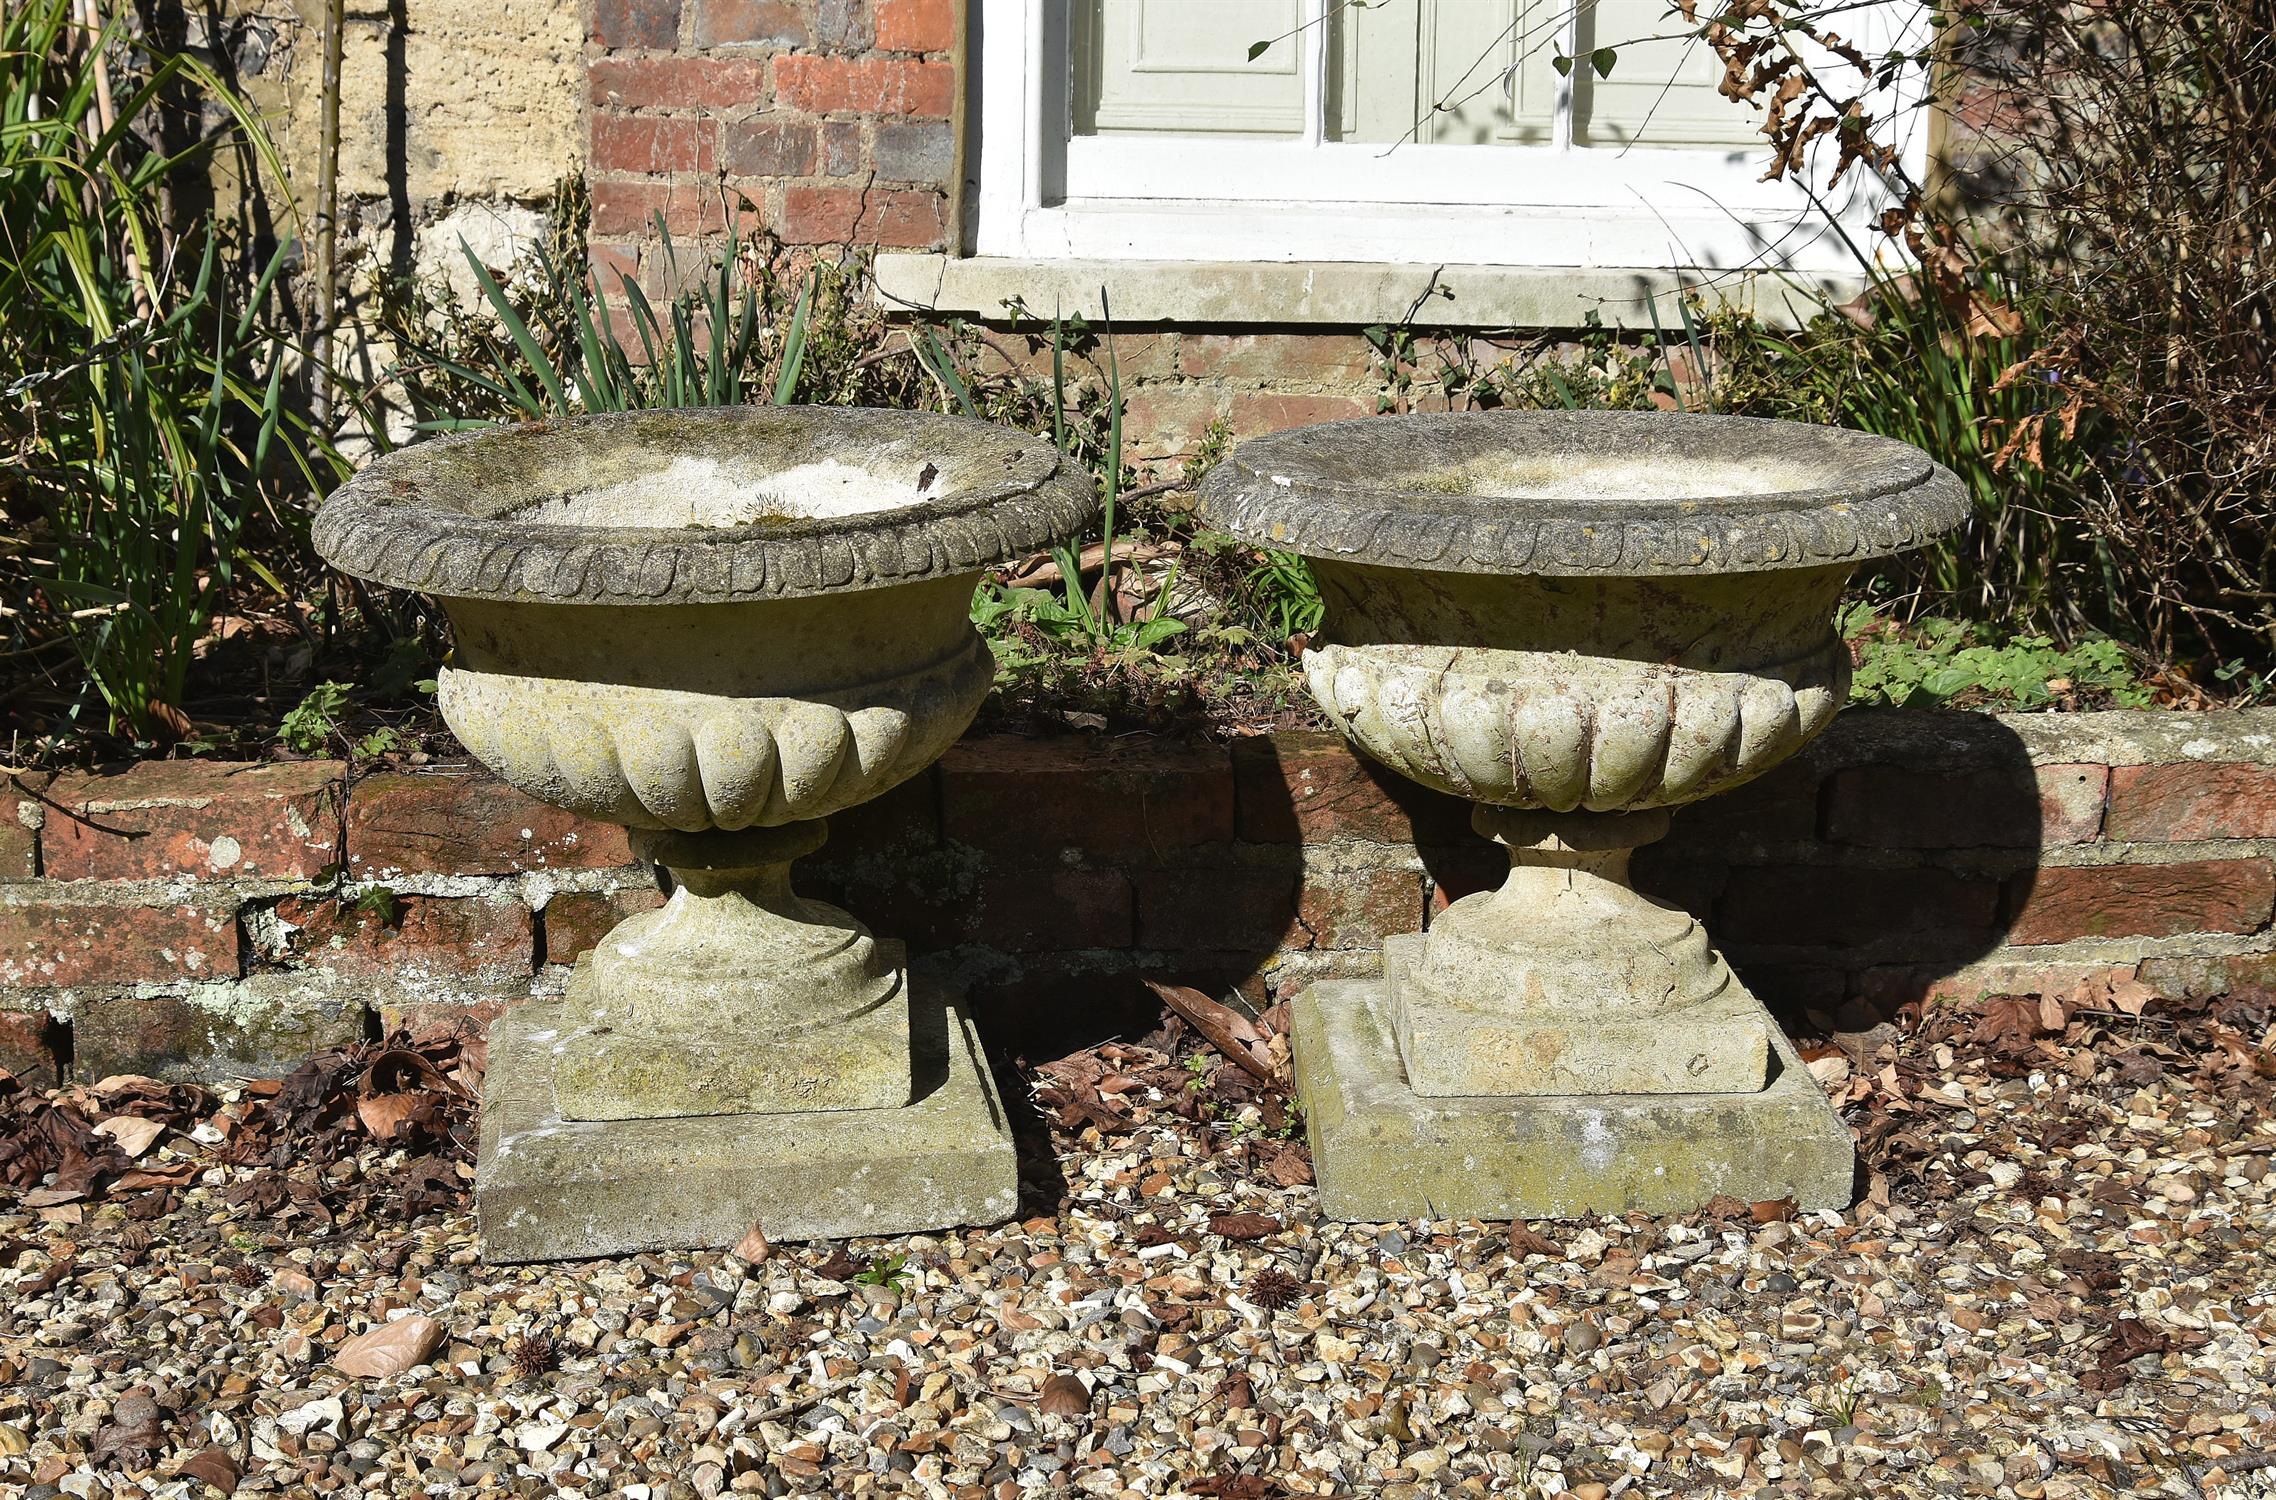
[1200,411,1966,1219]
[315,408,1094,1258]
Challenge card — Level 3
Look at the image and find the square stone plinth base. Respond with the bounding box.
[1295,978,1854,1222]
[477,984,1018,1262]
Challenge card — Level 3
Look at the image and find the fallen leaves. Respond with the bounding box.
[89,1390,166,1468]
[332,1315,445,1379]
[1508,1222,1561,1258]
[1028,991,1307,1195]
[2082,1316,2171,1391]
[732,1222,772,1264]
[93,1115,166,1157]
[1035,1372,1091,1417]
[1207,1212,1281,1242]
[176,1446,242,1494]
[3,1020,486,1223]
[1142,981,1280,1082]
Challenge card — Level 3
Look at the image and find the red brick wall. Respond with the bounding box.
[587,0,956,290]
[6,710,2276,1084]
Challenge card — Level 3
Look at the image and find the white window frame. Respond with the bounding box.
[974,0,1933,276]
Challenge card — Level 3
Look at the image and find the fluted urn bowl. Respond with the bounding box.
[317,408,1091,832]
[315,408,1094,1256]
[1198,410,1965,1221]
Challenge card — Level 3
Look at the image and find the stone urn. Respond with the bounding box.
[1198,410,1965,1220]
[314,407,1095,1258]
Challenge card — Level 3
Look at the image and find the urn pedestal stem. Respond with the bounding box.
[1390,805,1770,1100]
[550,823,915,1122]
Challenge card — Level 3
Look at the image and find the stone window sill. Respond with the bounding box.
[872,254,1865,331]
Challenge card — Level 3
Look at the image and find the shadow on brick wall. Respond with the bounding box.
[813,716,2057,1065]
[814,735,1310,1063]
[1640,711,2048,1034]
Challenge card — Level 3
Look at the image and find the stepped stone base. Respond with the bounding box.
[478,984,1018,1262]
[1385,932,1772,1098]
[1294,978,1854,1223]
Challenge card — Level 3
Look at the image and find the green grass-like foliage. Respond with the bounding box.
[3,0,330,741]
[372,193,946,434]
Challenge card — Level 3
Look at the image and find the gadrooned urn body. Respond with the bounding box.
[1198,410,1970,813]
[313,407,1096,830]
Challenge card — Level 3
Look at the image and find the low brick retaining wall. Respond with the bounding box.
[5,709,2275,1086]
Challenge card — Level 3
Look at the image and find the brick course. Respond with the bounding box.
[265,894,535,983]
[2106,762,2276,842]
[345,771,632,876]
[42,760,341,882]
[2006,859,2276,945]
[874,0,952,53]
[585,0,956,271]
[0,902,240,988]
[7,710,2276,1080]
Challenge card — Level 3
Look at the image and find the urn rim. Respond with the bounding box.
[1195,410,1968,577]
[313,406,1098,605]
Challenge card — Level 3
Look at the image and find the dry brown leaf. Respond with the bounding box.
[1976,995,2046,1049]
[733,1223,771,1264]
[2038,993,2071,1032]
[89,1074,164,1094]
[1208,1212,1281,1242]
[1142,980,1275,1081]
[2108,977,2157,1016]
[147,701,194,742]
[1749,1197,1799,1224]
[114,1163,199,1190]
[332,1314,444,1379]
[1265,1146,1313,1188]
[1036,1373,1091,1417]
[354,1093,422,1142]
[1508,1222,1561,1258]
[177,1445,242,1494]
[95,1116,166,1158]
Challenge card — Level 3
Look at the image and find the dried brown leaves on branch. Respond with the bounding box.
[1695,0,2276,665]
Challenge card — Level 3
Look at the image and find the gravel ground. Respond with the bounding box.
[1,982,2272,1500]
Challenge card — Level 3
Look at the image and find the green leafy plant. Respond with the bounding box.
[369,187,948,435]
[279,681,353,754]
[1241,550,1326,641]
[445,224,802,422]
[851,1253,910,1292]
[1843,603,2150,711]
[352,886,405,926]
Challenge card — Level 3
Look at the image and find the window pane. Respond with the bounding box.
[1329,0,1558,146]
[1072,0,1307,139]
[1574,0,1763,148]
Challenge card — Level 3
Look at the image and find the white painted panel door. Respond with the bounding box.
[1573,0,1766,149]
[1072,0,1307,138]
[1332,0,1560,147]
